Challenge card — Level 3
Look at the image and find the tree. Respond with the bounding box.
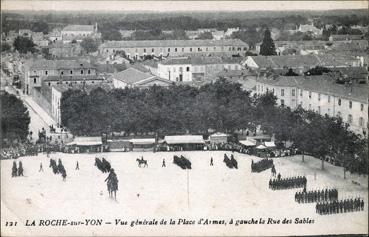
[304,66,331,76]
[80,37,99,53]
[31,21,49,34]
[1,92,30,145]
[284,68,299,76]
[259,28,277,56]
[101,28,122,41]
[196,31,213,40]
[13,36,36,54]
[1,42,11,52]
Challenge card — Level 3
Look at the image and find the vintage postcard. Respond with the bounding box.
[1,0,368,236]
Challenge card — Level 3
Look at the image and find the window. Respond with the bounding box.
[80,70,84,74]
[92,81,94,84]
[70,70,73,75]
[143,48,146,53]
[206,47,208,52]
[309,91,312,99]
[300,89,302,96]
[281,89,284,96]
[168,48,170,52]
[175,48,177,52]
[348,114,353,123]
[349,101,352,109]
[243,47,247,51]
[338,98,341,106]
[48,82,51,86]
[292,89,295,96]
[318,94,321,101]
[281,99,285,107]
[198,48,201,52]
[190,48,192,52]
[182,48,184,52]
[61,71,64,75]
[34,78,37,84]
[359,117,364,126]
[328,96,331,103]
[45,70,48,75]
[361,104,364,111]
[88,69,91,74]
[186,67,190,72]
[229,47,232,51]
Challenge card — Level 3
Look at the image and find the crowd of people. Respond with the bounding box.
[11,161,24,177]
[173,155,192,169]
[251,158,274,173]
[1,143,39,159]
[223,153,238,169]
[95,157,111,173]
[269,175,307,190]
[295,188,338,203]
[316,198,365,215]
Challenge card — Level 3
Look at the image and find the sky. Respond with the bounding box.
[2,0,368,12]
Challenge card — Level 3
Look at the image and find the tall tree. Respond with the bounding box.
[13,36,36,54]
[80,37,100,53]
[259,28,277,56]
[1,92,30,145]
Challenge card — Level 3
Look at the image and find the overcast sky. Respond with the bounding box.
[2,0,367,12]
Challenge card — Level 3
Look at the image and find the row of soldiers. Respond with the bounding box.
[295,188,338,203]
[269,176,307,190]
[11,161,24,177]
[251,158,273,173]
[316,198,365,215]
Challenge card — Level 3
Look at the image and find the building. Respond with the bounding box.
[255,74,368,135]
[157,56,243,82]
[48,29,63,42]
[243,54,364,74]
[99,39,249,58]
[49,42,82,58]
[329,34,364,41]
[31,32,49,47]
[256,40,328,55]
[112,67,173,89]
[23,59,97,95]
[297,23,322,36]
[61,24,100,43]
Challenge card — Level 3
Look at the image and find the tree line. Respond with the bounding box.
[60,79,367,174]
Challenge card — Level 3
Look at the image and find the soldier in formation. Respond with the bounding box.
[316,198,365,215]
[295,188,338,203]
[269,176,307,190]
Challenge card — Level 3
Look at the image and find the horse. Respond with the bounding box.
[107,177,118,200]
[136,157,148,168]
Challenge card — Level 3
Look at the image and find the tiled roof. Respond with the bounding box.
[101,39,248,48]
[28,59,94,70]
[257,75,368,103]
[330,34,364,41]
[248,54,360,69]
[112,67,155,84]
[62,25,94,32]
[160,56,242,66]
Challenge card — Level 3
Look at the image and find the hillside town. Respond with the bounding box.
[1,2,368,236]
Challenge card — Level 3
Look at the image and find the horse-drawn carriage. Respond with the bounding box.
[173,155,192,169]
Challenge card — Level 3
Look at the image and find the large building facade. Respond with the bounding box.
[23,59,97,95]
[255,75,368,136]
[99,39,249,58]
[157,56,243,82]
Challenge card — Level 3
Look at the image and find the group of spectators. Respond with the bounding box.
[316,198,365,215]
[269,175,307,190]
[295,188,338,203]
[1,143,39,159]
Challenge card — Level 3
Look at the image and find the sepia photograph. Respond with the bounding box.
[0,0,368,236]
